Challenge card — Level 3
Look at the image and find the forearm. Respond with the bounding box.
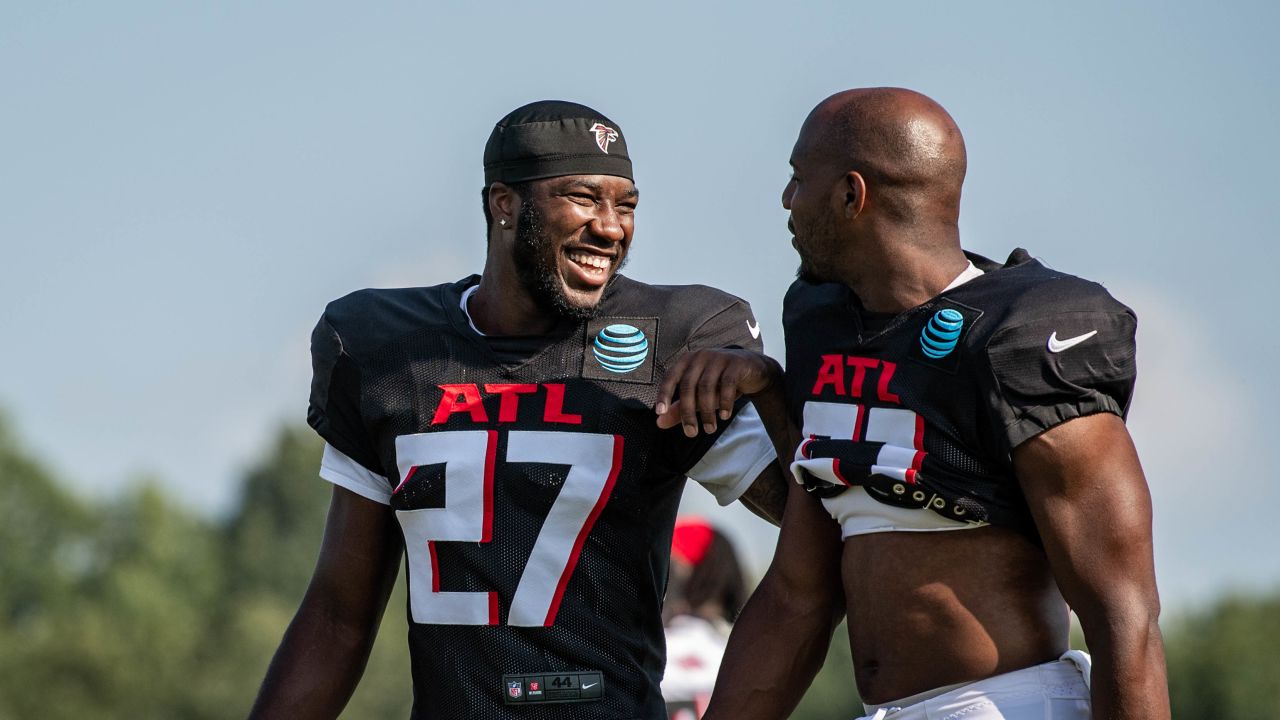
[703,573,842,720]
[249,595,380,719]
[746,355,799,468]
[736,356,797,525]
[740,474,787,526]
[250,487,400,720]
[1081,607,1169,719]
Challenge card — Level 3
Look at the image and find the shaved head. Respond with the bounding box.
[783,88,973,304]
[797,87,967,224]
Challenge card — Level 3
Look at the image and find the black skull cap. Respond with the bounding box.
[483,100,632,185]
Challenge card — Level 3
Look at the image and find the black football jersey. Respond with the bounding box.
[784,249,1137,540]
[308,274,767,720]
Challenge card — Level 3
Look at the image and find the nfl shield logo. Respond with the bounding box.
[508,681,523,699]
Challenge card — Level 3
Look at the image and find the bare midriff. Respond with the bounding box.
[841,526,1069,705]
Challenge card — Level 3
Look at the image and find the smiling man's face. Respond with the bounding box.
[511,174,637,321]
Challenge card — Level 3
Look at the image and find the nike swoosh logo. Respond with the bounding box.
[581,683,598,690]
[1047,330,1098,353]
[746,320,761,340]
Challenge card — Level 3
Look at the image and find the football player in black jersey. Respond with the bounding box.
[657,89,1168,719]
[248,101,788,720]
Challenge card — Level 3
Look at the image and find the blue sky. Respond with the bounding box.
[2,1,1277,611]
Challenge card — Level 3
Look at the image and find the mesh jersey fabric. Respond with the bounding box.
[783,248,1137,542]
[308,274,766,720]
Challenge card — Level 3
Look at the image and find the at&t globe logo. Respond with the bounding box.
[592,324,649,373]
[920,308,964,359]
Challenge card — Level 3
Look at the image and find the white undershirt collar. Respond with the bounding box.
[942,260,984,293]
[459,284,485,336]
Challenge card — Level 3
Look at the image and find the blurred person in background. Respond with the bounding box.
[662,516,747,720]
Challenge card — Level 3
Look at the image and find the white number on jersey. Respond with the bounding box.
[797,401,925,486]
[393,430,623,627]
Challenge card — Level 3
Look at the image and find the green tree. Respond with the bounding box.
[37,483,224,719]
[1166,591,1280,719]
[0,412,91,621]
[0,413,95,718]
[223,427,332,599]
[0,416,414,719]
[0,434,225,720]
[215,425,413,718]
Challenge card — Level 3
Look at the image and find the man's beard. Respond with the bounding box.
[796,259,825,284]
[792,217,838,285]
[512,200,606,323]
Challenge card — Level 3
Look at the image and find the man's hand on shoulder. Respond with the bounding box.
[655,349,782,437]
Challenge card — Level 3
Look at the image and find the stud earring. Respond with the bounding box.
[499,218,507,227]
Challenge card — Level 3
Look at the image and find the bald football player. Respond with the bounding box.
[657,88,1168,719]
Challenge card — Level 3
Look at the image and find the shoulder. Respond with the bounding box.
[953,253,1137,371]
[322,284,453,331]
[602,275,755,334]
[316,279,469,362]
[783,278,850,333]
[946,254,1136,363]
[962,252,1135,331]
[956,252,1140,446]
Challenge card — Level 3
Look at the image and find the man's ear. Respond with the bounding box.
[842,171,867,220]
[488,182,521,226]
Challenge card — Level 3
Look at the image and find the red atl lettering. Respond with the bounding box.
[846,357,878,398]
[812,355,846,396]
[432,384,488,424]
[430,383,584,425]
[484,383,538,422]
[876,361,901,404]
[542,383,583,425]
[809,355,901,404]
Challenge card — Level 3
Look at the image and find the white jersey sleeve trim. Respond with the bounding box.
[686,403,776,506]
[320,443,392,505]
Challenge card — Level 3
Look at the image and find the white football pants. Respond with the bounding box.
[856,650,1092,720]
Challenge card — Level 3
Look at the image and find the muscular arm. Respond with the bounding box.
[703,481,845,719]
[654,348,844,715]
[654,347,843,716]
[1013,413,1169,719]
[248,486,404,719]
[656,349,797,526]
[737,462,789,525]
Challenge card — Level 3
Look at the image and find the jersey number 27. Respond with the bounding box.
[392,430,624,627]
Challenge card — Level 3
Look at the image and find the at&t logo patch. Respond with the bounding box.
[582,317,658,384]
[593,324,648,372]
[920,308,964,358]
[909,299,982,374]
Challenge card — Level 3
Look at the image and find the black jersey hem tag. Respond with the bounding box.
[582,317,658,384]
[503,671,603,704]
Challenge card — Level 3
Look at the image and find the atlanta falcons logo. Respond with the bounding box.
[589,123,619,153]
